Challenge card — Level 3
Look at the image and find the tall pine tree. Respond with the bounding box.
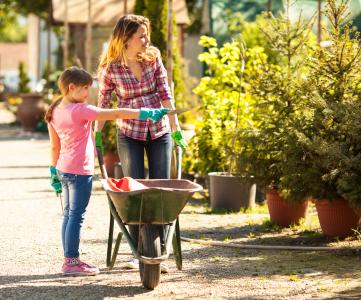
[134,0,186,107]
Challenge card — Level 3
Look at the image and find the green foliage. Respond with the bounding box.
[0,0,50,20]
[280,0,361,208]
[234,3,316,193]
[18,61,30,93]
[102,97,118,153]
[0,11,26,42]
[134,0,186,107]
[185,0,203,34]
[102,120,118,153]
[184,36,257,175]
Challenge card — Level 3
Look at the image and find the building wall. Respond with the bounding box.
[0,43,28,74]
[183,34,203,79]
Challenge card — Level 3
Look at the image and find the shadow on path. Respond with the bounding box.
[0,271,151,299]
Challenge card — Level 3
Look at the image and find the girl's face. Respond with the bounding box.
[68,84,90,102]
[126,25,149,55]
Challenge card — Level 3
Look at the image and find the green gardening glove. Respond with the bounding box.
[50,166,62,196]
[139,108,170,122]
[95,131,104,154]
[171,130,188,151]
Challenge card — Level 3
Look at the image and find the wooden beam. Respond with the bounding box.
[85,0,92,71]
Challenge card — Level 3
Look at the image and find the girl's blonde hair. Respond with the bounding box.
[45,66,93,122]
[98,14,159,71]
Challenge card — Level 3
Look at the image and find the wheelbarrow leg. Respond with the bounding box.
[172,217,182,270]
[106,212,114,267]
[109,232,123,269]
[106,212,123,269]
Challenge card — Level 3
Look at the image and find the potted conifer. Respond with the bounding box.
[279,0,361,237]
[235,5,315,226]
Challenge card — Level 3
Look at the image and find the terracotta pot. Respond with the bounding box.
[103,151,120,178]
[315,198,361,238]
[266,189,308,227]
[208,172,256,211]
[17,93,45,131]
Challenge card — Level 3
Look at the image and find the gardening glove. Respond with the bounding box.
[171,130,188,151]
[95,131,104,155]
[139,108,170,122]
[50,166,62,196]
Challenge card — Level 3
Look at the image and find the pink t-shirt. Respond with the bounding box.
[50,103,101,175]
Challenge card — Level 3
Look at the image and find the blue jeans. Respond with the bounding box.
[117,131,172,248]
[117,131,172,179]
[58,171,92,258]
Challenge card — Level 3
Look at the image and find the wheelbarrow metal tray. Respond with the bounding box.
[100,179,203,224]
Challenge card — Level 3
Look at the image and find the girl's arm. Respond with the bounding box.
[95,108,140,121]
[48,124,60,166]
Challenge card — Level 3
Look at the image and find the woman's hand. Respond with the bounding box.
[171,130,188,150]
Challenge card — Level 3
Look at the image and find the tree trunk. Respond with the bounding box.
[86,0,92,71]
[267,0,272,12]
[317,0,322,44]
[124,0,128,15]
[63,0,69,68]
[166,0,173,89]
[47,0,52,89]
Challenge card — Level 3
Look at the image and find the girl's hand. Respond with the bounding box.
[50,166,62,196]
[139,108,170,122]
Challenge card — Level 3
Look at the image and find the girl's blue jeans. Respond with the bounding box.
[57,171,92,258]
[117,131,172,248]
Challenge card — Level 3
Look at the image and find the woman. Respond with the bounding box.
[95,14,187,272]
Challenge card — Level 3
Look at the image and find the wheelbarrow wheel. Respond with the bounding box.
[139,224,161,290]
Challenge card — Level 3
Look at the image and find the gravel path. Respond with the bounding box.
[0,104,361,299]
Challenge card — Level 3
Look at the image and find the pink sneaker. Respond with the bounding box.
[78,259,99,272]
[62,257,100,276]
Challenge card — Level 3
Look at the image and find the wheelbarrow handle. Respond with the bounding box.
[96,147,109,180]
[175,145,182,180]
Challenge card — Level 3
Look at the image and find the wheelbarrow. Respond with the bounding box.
[96,146,202,289]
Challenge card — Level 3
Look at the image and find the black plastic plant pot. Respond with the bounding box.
[208,172,256,212]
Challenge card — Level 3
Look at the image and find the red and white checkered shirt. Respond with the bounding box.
[98,56,172,141]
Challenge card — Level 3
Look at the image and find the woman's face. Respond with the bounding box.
[126,24,149,55]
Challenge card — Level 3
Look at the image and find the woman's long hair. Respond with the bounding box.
[98,14,159,71]
[45,66,93,122]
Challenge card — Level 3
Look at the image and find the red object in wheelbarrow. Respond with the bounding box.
[97,146,202,290]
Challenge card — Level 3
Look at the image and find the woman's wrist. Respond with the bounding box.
[170,121,181,132]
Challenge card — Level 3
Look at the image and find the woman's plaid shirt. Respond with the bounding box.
[98,56,172,141]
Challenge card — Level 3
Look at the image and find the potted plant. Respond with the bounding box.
[279,0,361,237]
[102,120,119,178]
[16,62,45,132]
[234,6,316,226]
[185,31,275,212]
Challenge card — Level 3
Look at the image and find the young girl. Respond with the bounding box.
[45,66,169,276]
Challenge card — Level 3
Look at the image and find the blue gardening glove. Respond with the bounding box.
[139,108,170,122]
[95,131,104,155]
[50,166,62,196]
[171,130,188,151]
